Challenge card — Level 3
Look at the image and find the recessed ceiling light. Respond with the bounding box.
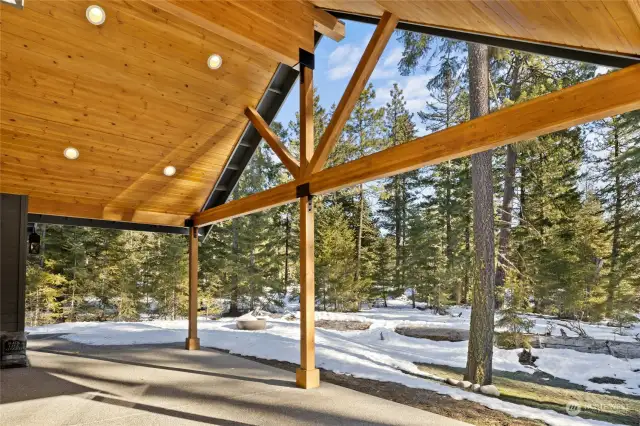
[207,54,222,70]
[64,147,80,160]
[86,5,106,26]
[163,165,176,177]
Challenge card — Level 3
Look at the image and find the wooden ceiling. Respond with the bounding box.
[0,1,318,226]
[1,0,638,228]
[313,0,640,56]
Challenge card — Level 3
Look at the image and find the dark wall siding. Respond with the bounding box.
[1,194,27,332]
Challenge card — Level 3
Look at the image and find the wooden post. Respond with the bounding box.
[185,226,200,350]
[295,59,319,389]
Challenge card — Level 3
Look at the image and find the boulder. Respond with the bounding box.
[457,380,473,389]
[480,385,500,397]
[472,384,481,392]
[446,378,460,386]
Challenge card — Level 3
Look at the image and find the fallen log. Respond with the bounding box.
[395,326,469,342]
[528,335,640,359]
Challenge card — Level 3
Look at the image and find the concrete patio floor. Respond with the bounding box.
[1,336,468,426]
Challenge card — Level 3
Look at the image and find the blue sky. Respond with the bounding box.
[274,21,436,136]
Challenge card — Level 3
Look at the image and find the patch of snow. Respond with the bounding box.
[28,311,637,426]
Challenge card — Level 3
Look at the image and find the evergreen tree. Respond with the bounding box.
[378,84,419,300]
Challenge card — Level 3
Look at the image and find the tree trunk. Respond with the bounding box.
[463,210,471,304]
[284,212,290,295]
[355,184,364,284]
[495,59,522,304]
[608,124,622,316]
[465,42,495,386]
[230,217,240,316]
[445,161,458,303]
[495,144,517,305]
[401,175,408,296]
[394,177,402,294]
[70,256,77,322]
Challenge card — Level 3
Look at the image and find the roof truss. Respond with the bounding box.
[193,62,640,227]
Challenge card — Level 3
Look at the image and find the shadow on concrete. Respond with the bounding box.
[0,368,113,404]
[3,355,401,426]
[89,394,253,425]
[30,348,295,389]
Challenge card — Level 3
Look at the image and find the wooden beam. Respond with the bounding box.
[306,11,398,176]
[296,62,319,389]
[142,0,311,66]
[192,63,640,227]
[245,106,300,177]
[185,226,200,350]
[307,6,346,41]
[300,67,314,176]
[25,197,189,227]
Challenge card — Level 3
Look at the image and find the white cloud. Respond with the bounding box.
[327,41,403,81]
[374,75,433,113]
[371,67,396,79]
[383,47,403,68]
[327,43,364,81]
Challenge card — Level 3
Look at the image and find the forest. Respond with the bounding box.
[25,35,640,330]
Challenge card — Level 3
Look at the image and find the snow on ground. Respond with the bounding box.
[29,304,640,426]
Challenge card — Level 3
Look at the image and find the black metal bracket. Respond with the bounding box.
[299,49,315,70]
[184,218,194,228]
[299,49,315,83]
[296,182,312,199]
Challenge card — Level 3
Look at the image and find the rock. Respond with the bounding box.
[472,384,481,392]
[446,378,460,386]
[480,385,500,397]
[457,380,473,389]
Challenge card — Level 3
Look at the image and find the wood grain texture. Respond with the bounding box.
[142,0,314,66]
[245,106,299,177]
[0,0,300,225]
[186,226,200,350]
[297,62,318,389]
[300,66,314,176]
[312,0,640,55]
[193,63,640,227]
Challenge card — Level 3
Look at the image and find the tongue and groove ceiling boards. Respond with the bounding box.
[0,0,323,226]
[313,0,640,57]
[1,1,639,228]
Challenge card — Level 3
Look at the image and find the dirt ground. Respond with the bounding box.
[235,353,544,426]
[417,363,640,426]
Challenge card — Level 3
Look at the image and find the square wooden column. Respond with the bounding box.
[296,60,319,389]
[185,226,200,350]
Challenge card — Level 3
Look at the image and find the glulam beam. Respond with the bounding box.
[193,59,640,228]
[295,64,319,389]
[245,107,300,177]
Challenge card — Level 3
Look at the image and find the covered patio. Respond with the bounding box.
[2,335,466,425]
[1,0,639,421]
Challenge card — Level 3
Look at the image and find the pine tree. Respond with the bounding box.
[378,84,419,300]
[465,42,495,385]
[591,111,640,317]
[418,41,470,304]
[341,83,385,293]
